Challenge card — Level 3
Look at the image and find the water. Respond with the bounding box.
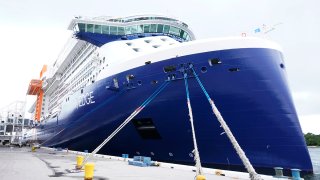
[305,147,320,180]
[309,147,320,173]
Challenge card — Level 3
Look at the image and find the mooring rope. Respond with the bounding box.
[81,80,170,167]
[183,73,204,176]
[191,67,263,180]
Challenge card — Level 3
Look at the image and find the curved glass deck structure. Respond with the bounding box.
[68,15,195,46]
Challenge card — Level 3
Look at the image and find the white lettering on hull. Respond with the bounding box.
[78,91,95,108]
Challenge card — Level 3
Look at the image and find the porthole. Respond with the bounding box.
[229,68,240,72]
[201,66,207,73]
[137,80,142,85]
[151,80,158,85]
[189,153,194,157]
[169,152,173,157]
[150,152,155,156]
[163,65,176,73]
[209,58,222,66]
[136,151,140,155]
[280,63,285,69]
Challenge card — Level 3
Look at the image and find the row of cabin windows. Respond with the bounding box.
[67,57,108,101]
[68,57,96,92]
[78,23,191,41]
[61,43,89,80]
[61,45,94,84]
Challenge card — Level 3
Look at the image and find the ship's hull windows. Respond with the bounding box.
[94,25,102,34]
[137,25,143,33]
[125,27,131,34]
[130,25,138,34]
[110,26,117,35]
[163,25,170,33]
[150,24,157,33]
[86,24,94,33]
[157,24,164,33]
[118,27,125,35]
[102,25,110,34]
[78,23,85,32]
[180,30,185,38]
[169,26,180,36]
[143,24,150,33]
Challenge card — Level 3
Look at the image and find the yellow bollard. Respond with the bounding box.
[31,146,36,152]
[84,163,95,180]
[196,175,206,180]
[215,170,223,176]
[76,155,84,169]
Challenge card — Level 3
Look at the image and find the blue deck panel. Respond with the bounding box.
[35,48,313,175]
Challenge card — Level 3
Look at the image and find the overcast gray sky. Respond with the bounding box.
[0,0,319,133]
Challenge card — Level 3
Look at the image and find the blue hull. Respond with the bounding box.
[37,47,313,175]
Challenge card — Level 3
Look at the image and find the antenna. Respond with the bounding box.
[254,22,284,35]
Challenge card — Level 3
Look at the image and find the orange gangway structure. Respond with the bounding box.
[27,65,47,121]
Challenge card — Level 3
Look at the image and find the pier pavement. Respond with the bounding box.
[0,146,284,180]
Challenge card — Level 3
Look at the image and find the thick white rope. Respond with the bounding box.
[187,100,203,175]
[184,73,203,175]
[209,100,263,180]
[192,68,263,180]
[81,81,169,168]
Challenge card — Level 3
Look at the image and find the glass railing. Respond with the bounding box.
[77,23,191,41]
[106,16,180,24]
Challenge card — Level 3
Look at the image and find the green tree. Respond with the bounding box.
[304,133,320,146]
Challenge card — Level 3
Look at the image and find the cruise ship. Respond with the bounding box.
[24,14,313,175]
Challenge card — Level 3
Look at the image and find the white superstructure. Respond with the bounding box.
[27,14,195,121]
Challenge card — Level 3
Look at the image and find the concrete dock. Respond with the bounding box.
[0,146,287,180]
